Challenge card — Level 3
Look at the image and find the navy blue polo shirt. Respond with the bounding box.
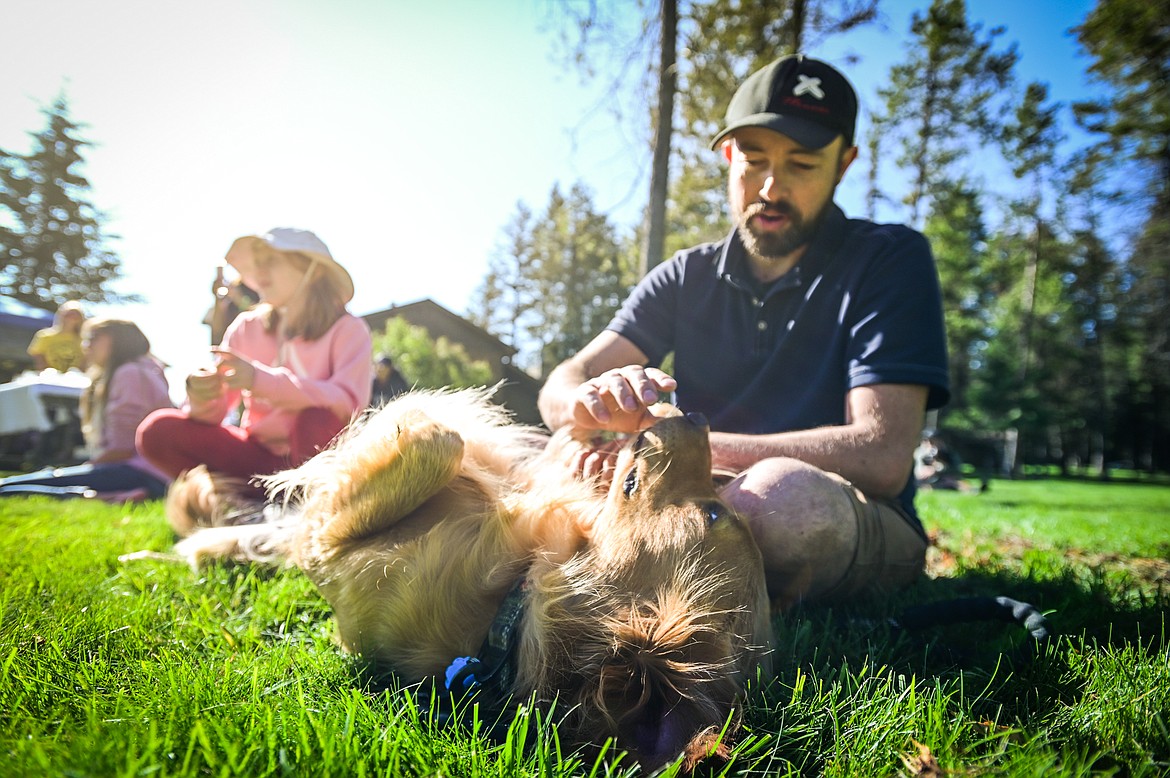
[607,204,950,518]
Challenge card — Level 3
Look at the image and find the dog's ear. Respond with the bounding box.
[580,596,743,768]
[593,649,737,769]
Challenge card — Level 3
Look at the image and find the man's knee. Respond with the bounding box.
[719,458,858,606]
[720,457,850,519]
[719,457,927,608]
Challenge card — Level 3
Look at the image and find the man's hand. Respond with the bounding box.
[211,347,257,391]
[571,365,677,433]
[547,402,684,486]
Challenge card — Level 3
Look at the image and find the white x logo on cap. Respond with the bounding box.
[793,75,825,100]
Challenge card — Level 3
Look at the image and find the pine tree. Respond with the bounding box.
[1064,148,1126,475]
[1074,0,1170,472]
[468,202,538,364]
[0,96,129,310]
[471,184,634,376]
[875,0,1017,227]
[921,179,994,426]
[529,184,633,375]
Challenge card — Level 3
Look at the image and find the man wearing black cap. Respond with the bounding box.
[538,55,950,608]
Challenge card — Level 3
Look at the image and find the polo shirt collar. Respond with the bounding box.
[717,203,848,297]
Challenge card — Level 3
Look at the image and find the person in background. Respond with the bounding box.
[370,353,410,406]
[27,300,87,372]
[1,318,173,500]
[537,55,949,609]
[205,266,258,346]
[137,228,372,489]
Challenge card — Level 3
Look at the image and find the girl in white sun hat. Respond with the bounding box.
[137,228,372,494]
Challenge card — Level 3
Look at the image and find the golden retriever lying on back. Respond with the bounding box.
[167,388,773,769]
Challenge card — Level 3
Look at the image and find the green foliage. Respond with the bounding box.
[1073,0,1170,191]
[371,317,493,391]
[469,201,536,353]
[1073,0,1170,451]
[2,481,1169,775]
[922,180,994,423]
[469,184,635,376]
[874,0,1018,226]
[531,184,634,375]
[0,96,130,310]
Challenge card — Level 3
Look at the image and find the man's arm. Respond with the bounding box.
[709,383,928,498]
[538,331,674,433]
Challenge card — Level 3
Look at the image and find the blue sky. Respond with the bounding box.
[1,0,1103,393]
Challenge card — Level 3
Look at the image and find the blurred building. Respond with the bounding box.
[362,299,542,425]
[0,298,54,383]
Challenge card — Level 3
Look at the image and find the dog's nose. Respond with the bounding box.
[685,412,708,427]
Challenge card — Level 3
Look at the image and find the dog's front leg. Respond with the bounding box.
[312,409,466,547]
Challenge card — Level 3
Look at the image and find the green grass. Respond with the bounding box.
[1,480,1168,776]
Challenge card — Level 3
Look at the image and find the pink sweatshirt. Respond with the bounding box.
[100,355,173,481]
[188,310,373,456]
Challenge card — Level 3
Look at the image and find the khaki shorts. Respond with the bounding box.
[818,482,929,602]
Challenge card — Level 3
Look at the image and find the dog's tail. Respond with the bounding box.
[173,520,296,569]
[165,465,267,538]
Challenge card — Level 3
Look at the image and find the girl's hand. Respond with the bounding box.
[185,367,224,402]
[211,347,257,391]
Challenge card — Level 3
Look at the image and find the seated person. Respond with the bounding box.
[537,56,950,609]
[27,300,86,372]
[137,228,372,491]
[204,266,258,346]
[370,353,410,406]
[1,318,173,500]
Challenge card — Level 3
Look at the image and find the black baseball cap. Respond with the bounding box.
[710,54,858,150]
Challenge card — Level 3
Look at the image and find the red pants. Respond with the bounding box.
[136,406,346,481]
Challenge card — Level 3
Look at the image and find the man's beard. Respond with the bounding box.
[734,199,823,262]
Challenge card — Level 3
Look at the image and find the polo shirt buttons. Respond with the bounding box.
[757,320,768,331]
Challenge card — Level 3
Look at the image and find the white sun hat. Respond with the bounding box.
[225,227,354,304]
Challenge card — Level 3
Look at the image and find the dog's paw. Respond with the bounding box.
[390,410,464,460]
[307,409,468,546]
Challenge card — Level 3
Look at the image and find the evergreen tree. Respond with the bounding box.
[1074,0,1170,472]
[1063,151,1125,475]
[0,96,128,310]
[875,0,1017,226]
[472,184,634,376]
[468,202,538,362]
[1001,81,1065,390]
[1073,0,1170,202]
[921,180,994,427]
[529,184,633,375]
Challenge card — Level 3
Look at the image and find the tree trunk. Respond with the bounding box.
[641,0,677,277]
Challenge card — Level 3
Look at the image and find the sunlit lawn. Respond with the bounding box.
[1,478,1167,776]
